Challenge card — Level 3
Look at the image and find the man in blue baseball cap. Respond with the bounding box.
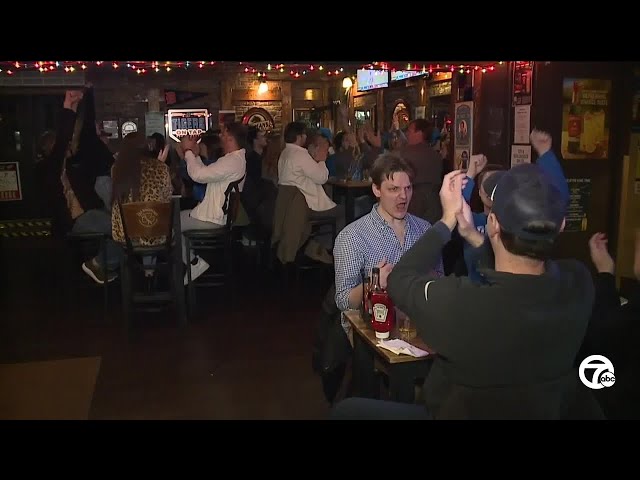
[331,165,602,420]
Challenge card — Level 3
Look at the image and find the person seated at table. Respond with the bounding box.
[333,151,444,335]
[331,165,602,420]
[177,132,223,208]
[278,122,343,262]
[180,122,247,283]
[111,131,172,273]
[327,130,375,222]
[363,118,443,224]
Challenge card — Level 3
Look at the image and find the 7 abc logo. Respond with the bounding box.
[579,355,616,390]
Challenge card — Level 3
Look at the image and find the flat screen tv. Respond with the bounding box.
[390,70,424,82]
[357,69,389,92]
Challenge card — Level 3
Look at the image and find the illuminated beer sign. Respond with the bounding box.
[167,108,209,142]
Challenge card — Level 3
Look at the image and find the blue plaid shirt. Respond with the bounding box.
[333,204,444,311]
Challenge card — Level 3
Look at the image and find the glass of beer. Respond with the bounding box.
[396,308,416,340]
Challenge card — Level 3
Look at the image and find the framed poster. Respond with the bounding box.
[513,61,533,106]
[167,108,209,142]
[354,107,375,131]
[0,162,22,201]
[565,177,592,232]
[102,120,119,139]
[293,108,321,129]
[145,112,166,137]
[454,101,473,154]
[561,78,611,160]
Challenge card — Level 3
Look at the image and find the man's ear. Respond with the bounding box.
[488,212,501,238]
[372,182,382,200]
[560,217,566,233]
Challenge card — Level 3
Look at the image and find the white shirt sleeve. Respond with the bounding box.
[295,150,328,185]
[185,150,232,184]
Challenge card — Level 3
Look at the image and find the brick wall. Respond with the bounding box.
[234,75,283,132]
[86,69,221,144]
[235,101,282,132]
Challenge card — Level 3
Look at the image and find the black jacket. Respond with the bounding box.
[35,108,77,236]
[580,273,640,419]
[65,86,113,207]
[387,221,601,419]
[35,88,113,235]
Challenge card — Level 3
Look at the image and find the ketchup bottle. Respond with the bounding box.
[369,267,395,339]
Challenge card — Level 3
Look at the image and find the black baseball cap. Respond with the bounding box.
[489,163,566,240]
[481,170,506,197]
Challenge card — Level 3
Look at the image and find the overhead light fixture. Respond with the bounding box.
[342,76,353,89]
[258,81,268,94]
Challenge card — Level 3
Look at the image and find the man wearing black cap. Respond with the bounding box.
[331,165,602,420]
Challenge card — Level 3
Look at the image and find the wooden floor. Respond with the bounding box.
[0,235,334,420]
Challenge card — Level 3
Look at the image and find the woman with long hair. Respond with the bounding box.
[111,131,171,248]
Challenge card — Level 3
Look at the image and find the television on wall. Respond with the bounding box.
[391,70,424,82]
[357,69,389,92]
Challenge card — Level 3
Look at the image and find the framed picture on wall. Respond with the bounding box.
[293,108,321,129]
[354,107,376,132]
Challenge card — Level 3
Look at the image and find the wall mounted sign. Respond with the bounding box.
[167,108,209,142]
[102,120,119,139]
[0,162,22,201]
[454,101,473,152]
[510,144,532,168]
[145,112,166,138]
[512,61,533,106]
[164,89,208,106]
[241,107,275,131]
[428,81,452,97]
[565,177,592,232]
[121,120,138,137]
[561,78,611,160]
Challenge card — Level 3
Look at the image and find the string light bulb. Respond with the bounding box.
[0,60,509,77]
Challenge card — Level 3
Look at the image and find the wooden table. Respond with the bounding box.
[344,310,434,403]
[327,179,373,225]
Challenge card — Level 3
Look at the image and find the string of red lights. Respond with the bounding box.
[0,60,516,77]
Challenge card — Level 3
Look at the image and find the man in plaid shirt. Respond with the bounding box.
[333,152,444,319]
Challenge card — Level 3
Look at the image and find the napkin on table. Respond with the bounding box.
[377,339,429,358]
